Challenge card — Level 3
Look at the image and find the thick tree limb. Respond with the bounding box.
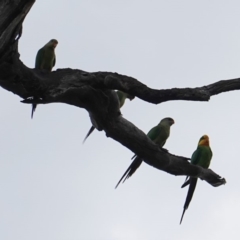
[0,0,227,187]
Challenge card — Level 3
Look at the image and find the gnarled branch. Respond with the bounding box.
[0,0,227,187]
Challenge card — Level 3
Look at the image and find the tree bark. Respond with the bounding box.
[0,0,227,187]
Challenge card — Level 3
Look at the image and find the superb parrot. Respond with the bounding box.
[82,90,135,143]
[32,39,58,118]
[115,117,174,188]
[180,135,212,224]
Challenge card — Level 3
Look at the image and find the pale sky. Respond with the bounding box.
[1,1,240,239]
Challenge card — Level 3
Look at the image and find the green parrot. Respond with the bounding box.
[83,91,135,143]
[117,91,135,108]
[115,117,175,188]
[180,135,212,224]
[32,39,58,118]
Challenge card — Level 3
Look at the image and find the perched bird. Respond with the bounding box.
[32,39,58,118]
[115,117,175,188]
[180,135,212,224]
[82,90,135,143]
[116,91,135,108]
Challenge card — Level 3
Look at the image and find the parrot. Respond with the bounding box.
[32,39,58,118]
[117,91,135,108]
[180,135,212,224]
[82,90,135,143]
[115,117,175,188]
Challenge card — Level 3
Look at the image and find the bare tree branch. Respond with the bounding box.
[0,0,227,187]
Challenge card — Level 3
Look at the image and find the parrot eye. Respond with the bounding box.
[169,118,174,124]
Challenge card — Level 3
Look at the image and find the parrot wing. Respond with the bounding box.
[35,48,45,69]
[53,53,56,67]
[147,125,161,141]
[129,126,160,159]
[180,148,203,188]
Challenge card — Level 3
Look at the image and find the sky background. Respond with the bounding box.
[0,1,240,239]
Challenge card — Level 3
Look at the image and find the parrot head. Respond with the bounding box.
[45,39,58,49]
[198,135,210,146]
[160,117,175,126]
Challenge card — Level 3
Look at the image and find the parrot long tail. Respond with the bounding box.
[83,126,95,144]
[180,178,198,224]
[181,178,190,188]
[115,156,142,189]
[131,154,137,159]
[31,104,37,119]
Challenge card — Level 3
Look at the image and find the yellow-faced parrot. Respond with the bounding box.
[180,135,212,224]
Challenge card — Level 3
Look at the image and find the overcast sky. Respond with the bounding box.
[1,1,240,239]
